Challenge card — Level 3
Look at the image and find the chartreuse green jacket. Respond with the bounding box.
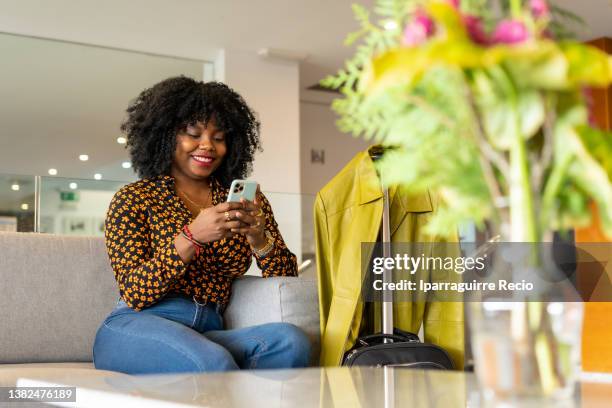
[314,148,464,369]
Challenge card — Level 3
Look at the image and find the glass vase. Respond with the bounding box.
[469,301,584,401]
[467,243,585,402]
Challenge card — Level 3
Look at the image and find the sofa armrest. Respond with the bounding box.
[224,276,320,364]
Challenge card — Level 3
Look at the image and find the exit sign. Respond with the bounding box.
[60,191,79,202]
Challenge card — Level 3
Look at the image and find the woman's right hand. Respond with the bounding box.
[189,202,247,243]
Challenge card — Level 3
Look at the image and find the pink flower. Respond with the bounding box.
[492,20,530,44]
[464,15,490,45]
[530,0,550,19]
[402,10,436,46]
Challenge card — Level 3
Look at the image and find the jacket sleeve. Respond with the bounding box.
[105,187,187,310]
[314,193,333,335]
[254,192,298,277]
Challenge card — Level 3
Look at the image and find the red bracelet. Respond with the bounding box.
[182,229,202,257]
[182,224,203,257]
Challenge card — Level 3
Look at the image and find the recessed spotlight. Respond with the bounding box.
[94,173,102,180]
[48,168,58,176]
[384,20,398,31]
[21,203,29,211]
[117,136,127,144]
[11,183,20,191]
[69,182,78,190]
[79,154,89,161]
[122,161,132,169]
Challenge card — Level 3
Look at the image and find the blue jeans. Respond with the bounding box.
[93,294,311,374]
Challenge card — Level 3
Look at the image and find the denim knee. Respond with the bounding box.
[202,346,238,372]
[93,318,239,374]
[274,323,311,367]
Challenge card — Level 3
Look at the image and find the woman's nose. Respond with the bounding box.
[199,136,214,151]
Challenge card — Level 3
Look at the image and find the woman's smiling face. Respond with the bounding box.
[172,118,227,180]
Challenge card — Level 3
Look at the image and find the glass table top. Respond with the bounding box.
[14,366,612,408]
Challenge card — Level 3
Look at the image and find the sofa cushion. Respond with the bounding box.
[0,233,118,364]
[225,276,320,363]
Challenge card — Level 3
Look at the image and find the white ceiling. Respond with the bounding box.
[0,0,610,187]
[0,0,377,95]
[0,0,609,89]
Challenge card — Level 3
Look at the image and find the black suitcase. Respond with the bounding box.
[342,328,454,369]
[341,146,454,370]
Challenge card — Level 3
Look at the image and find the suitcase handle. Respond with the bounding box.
[358,331,419,347]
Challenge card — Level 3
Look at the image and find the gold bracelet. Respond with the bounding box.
[253,230,274,258]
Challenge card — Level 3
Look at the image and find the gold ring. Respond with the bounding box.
[256,209,264,217]
[224,211,231,222]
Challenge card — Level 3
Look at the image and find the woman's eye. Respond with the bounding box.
[187,132,199,138]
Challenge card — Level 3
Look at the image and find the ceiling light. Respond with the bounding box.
[21,203,29,211]
[69,182,78,190]
[122,161,132,169]
[79,154,89,161]
[117,136,127,144]
[11,183,19,191]
[94,173,102,180]
[48,168,58,176]
[384,21,398,31]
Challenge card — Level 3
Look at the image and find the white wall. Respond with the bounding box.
[217,49,303,265]
[300,100,370,196]
[220,49,301,195]
[299,98,370,257]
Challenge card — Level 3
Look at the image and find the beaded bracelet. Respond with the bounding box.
[253,230,275,259]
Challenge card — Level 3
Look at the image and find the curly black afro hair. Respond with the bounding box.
[120,76,261,188]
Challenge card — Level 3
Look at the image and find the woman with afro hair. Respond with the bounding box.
[92,76,311,374]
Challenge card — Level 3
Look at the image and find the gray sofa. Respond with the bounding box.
[0,232,320,386]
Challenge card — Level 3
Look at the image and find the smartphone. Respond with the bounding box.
[227,179,258,202]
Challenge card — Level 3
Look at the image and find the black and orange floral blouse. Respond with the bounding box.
[104,175,297,310]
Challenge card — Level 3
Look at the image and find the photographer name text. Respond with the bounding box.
[372,279,534,293]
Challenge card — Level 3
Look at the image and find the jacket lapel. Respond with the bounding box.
[358,155,433,237]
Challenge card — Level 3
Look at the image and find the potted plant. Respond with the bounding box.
[324,0,612,400]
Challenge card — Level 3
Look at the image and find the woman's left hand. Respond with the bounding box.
[231,186,267,249]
